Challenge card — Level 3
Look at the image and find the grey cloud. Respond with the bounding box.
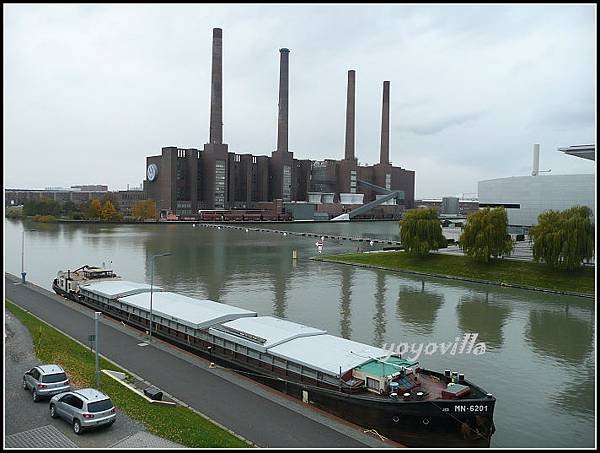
[396,110,484,135]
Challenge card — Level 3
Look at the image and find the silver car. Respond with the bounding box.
[49,388,116,434]
[23,364,71,402]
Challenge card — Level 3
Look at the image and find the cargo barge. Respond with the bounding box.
[53,270,496,447]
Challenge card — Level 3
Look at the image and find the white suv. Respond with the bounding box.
[23,364,71,402]
[50,388,116,434]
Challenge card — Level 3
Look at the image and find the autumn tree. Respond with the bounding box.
[529,206,594,270]
[87,198,103,219]
[100,200,122,220]
[400,208,447,256]
[459,207,513,263]
[132,200,157,220]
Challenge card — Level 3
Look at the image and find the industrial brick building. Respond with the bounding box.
[144,28,415,219]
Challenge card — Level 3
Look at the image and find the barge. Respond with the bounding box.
[53,271,496,447]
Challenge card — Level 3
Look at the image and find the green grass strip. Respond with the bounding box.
[320,252,595,295]
[5,299,250,448]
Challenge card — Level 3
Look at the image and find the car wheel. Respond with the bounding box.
[50,404,57,418]
[73,419,82,435]
[23,379,28,390]
[32,389,39,402]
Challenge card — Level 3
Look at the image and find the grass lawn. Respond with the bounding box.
[5,299,250,448]
[320,252,595,295]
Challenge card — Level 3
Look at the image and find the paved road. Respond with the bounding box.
[5,274,393,448]
[4,308,145,448]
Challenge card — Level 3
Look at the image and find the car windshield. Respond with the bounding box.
[42,372,67,383]
[87,398,113,413]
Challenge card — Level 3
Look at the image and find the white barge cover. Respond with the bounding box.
[209,316,326,353]
[80,280,160,300]
[267,334,390,377]
[120,291,257,330]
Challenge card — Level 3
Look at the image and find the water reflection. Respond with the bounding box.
[553,361,595,415]
[525,307,594,366]
[339,266,354,339]
[271,248,291,319]
[396,282,444,335]
[456,291,511,349]
[373,273,387,347]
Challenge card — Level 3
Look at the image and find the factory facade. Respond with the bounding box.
[145,28,415,219]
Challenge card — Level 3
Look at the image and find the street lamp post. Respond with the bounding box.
[21,228,36,283]
[149,252,172,341]
[95,312,101,388]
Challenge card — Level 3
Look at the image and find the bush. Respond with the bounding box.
[32,215,57,223]
[6,207,23,219]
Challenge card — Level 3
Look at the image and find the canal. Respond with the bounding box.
[4,219,595,448]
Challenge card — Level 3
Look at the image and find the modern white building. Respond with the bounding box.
[478,144,595,229]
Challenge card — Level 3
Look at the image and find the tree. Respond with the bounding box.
[61,201,79,215]
[101,192,120,208]
[100,200,122,220]
[529,206,594,270]
[23,198,61,216]
[132,200,157,220]
[399,208,447,256]
[460,207,513,263]
[87,198,103,219]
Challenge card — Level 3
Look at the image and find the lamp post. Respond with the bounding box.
[149,252,172,341]
[95,312,101,388]
[21,228,36,283]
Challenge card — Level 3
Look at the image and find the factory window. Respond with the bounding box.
[215,159,226,208]
[282,165,292,202]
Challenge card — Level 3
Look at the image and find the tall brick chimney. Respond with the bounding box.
[344,70,356,161]
[209,28,223,144]
[379,81,390,165]
[276,48,290,153]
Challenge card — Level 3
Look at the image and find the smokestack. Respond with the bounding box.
[532,143,540,176]
[344,70,356,161]
[209,28,223,144]
[276,48,290,153]
[379,81,390,165]
[344,69,356,160]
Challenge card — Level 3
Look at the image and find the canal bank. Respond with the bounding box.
[4,273,399,448]
[311,252,596,299]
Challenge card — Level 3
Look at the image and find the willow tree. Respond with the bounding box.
[460,207,513,263]
[529,206,594,270]
[400,208,447,256]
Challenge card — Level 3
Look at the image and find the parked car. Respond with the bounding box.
[23,364,71,402]
[49,388,116,434]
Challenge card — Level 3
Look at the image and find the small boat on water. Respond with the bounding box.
[52,265,120,301]
[52,265,496,447]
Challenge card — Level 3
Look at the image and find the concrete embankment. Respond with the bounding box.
[199,223,402,246]
[311,256,594,299]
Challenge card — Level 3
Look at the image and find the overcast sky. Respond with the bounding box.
[4,4,596,198]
